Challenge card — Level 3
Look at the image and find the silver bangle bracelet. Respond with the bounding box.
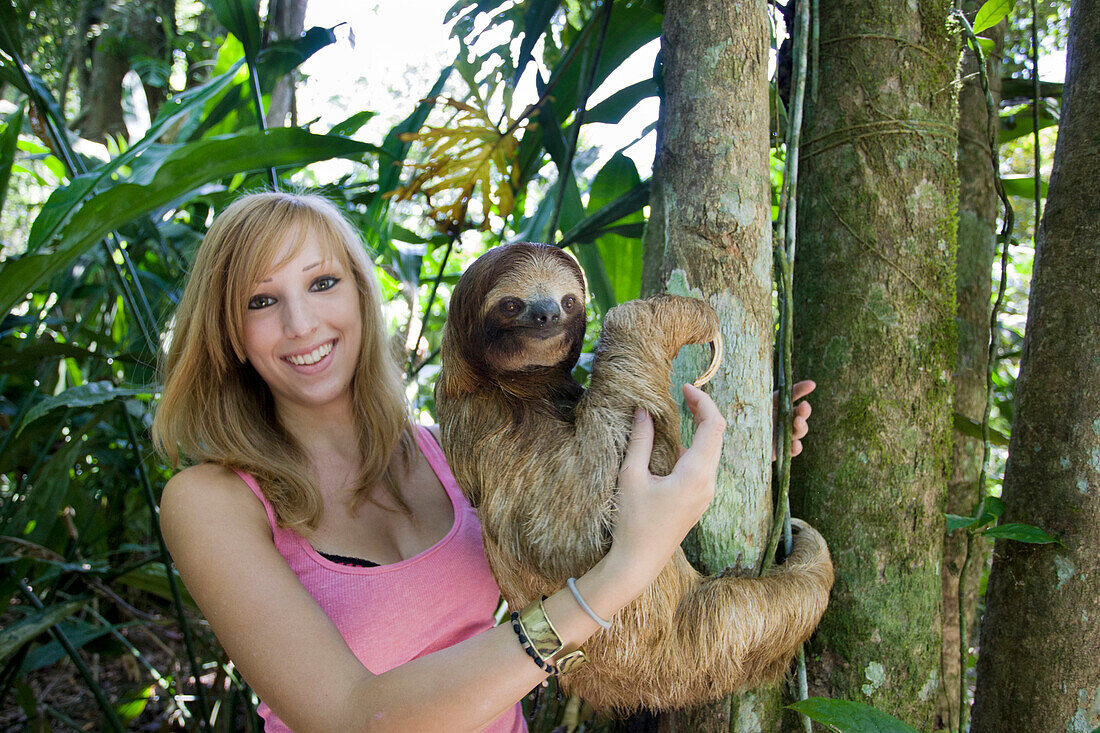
[567,577,613,630]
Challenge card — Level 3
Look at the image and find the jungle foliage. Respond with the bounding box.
[0,0,1076,730]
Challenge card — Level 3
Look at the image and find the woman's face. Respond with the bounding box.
[242,229,363,416]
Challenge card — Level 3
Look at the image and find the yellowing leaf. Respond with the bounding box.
[389,96,531,234]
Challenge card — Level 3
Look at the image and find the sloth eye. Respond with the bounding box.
[500,298,522,314]
[562,295,577,310]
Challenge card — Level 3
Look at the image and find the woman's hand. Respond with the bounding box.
[605,383,725,593]
[772,380,816,461]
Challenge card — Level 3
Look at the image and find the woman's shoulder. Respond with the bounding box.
[161,463,266,531]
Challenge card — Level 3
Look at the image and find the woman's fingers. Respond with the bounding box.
[680,383,726,466]
[619,408,655,484]
[792,379,817,403]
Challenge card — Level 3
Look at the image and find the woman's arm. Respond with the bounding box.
[159,385,723,733]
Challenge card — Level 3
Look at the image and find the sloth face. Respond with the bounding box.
[476,248,585,373]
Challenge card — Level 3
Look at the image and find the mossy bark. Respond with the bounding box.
[637,0,780,729]
[788,0,958,726]
[971,1,1100,728]
[939,8,1002,730]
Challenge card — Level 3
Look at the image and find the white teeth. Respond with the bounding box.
[287,341,333,366]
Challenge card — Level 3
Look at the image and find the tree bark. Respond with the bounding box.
[971,0,1100,728]
[638,0,778,728]
[939,8,1002,731]
[789,0,958,726]
[78,0,169,142]
[264,0,308,127]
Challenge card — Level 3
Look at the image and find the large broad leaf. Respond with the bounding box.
[207,0,263,62]
[584,78,659,126]
[1000,174,1049,199]
[256,26,338,85]
[0,102,24,219]
[116,562,198,610]
[788,698,920,733]
[0,600,87,664]
[587,153,645,302]
[17,382,151,436]
[511,0,563,86]
[982,523,1061,544]
[0,128,379,316]
[1000,102,1058,143]
[25,59,246,256]
[20,618,120,672]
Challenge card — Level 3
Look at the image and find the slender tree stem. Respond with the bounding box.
[1030,0,1042,234]
[953,12,1016,732]
[765,1,813,727]
[407,233,458,376]
[123,409,214,731]
[17,581,125,733]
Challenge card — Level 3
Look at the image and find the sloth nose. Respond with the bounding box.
[527,298,561,326]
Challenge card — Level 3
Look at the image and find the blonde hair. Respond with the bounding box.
[153,191,415,531]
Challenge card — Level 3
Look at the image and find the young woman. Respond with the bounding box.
[153,192,809,732]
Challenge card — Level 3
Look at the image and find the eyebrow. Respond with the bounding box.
[260,260,324,283]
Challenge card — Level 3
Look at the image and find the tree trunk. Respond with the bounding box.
[78,0,170,142]
[971,0,1100,728]
[638,0,778,729]
[789,0,957,726]
[939,8,1002,731]
[264,0,308,127]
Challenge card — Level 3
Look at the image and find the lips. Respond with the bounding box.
[283,339,336,367]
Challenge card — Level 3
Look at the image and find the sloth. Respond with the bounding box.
[435,242,834,712]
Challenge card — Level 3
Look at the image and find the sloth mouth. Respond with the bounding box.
[520,325,565,340]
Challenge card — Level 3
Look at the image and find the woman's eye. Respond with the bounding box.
[248,294,275,310]
[312,276,340,292]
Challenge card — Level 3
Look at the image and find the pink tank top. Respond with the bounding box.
[236,426,526,733]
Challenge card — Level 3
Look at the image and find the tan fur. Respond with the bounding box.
[436,243,833,712]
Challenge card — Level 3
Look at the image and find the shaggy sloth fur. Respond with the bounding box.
[436,242,833,712]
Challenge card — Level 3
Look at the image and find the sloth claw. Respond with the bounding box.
[693,333,723,388]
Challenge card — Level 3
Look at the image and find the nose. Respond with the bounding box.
[281,296,319,339]
[526,298,561,327]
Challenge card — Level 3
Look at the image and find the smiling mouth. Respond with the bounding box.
[284,339,336,366]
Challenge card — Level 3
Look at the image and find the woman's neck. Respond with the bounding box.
[275,397,359,465]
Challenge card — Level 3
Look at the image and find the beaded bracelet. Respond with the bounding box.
[510,598,588,676]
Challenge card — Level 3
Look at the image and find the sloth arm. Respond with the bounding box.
[159,393,723,732]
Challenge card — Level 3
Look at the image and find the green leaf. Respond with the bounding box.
[0,102,25,219]
[17,382,151,436]
[946,514,975,533]
[255,25,338,84]
[115,562,198,610]
[982,523,1061,544]
[978,496,1006,523]
[788,698,920,733]
[26,59,246,256]
[0,0,24,57]
[972,0,1013,34]
[511,0,563,87]
[1,128,379,316]
[330,110,378,137]
[976,37,996,54]
[20,619,117,672]
[587,154,645,302]
[585,79,659,126]
[0,600,87,664]
[1000,174,1048,199]
[207,0,263,62]
[116,684,154,724]
[952,411,1009,446]
[1000,102,1058,143]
